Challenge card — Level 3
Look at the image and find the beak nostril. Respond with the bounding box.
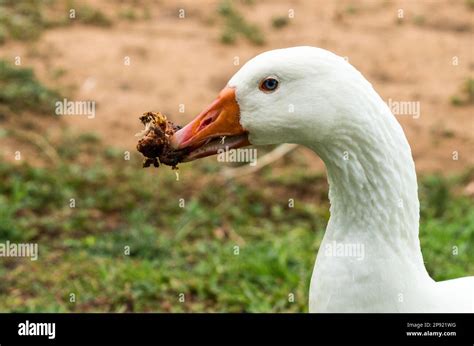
[172,87,241,150]
[201,117,214,127]
[197,110,220,132]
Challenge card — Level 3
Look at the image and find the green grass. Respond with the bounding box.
[117,6,151,22]
[345,5,358,14]
[271,16,289,29]
[0,51,471,310]
[0,136,322,312]
[0,0,46,42]
[413,15,426,26]
[0,59,61,115]
[0,132,472,312]
[218,0,265,46]
[0,0,112,45]
[0,0,471,313]
[118,8,138,21]
[451,78,474,106]
[75,3,112,27]
[419,173,474,280]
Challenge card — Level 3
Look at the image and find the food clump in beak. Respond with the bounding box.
[136,112,187,169]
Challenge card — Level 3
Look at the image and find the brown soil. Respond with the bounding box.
[0,0,473,173]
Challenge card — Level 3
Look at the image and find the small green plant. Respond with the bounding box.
[78,5,112,27]
[143,7,152,20]
[0,59,61,114]
[0,0,45,42]
[465,78,474,101]
[451,78,474,106]
[118,8,137,21]
[346,5,358,14]
[0,1,112,44]
[0,26,6,44]
[50,68,67,80]
[450,96,463,106]
[218,0,265,46]
[271,16,289,29]
[220,30,236,44]
[413,15,425,26]
[441,129,455,138]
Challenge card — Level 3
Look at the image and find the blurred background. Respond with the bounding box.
[0,0,473,312]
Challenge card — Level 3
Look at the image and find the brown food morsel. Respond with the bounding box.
[136,112,188,169]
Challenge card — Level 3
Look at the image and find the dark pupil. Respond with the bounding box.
[264,78,277,90]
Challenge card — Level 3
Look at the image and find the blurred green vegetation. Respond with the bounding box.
[218,0,265,46]
[419,174,474,280]
[74,3,111,27]
[451,78,474,106]
[117,6,151,22]
[0,138,323,312]
[271,16,290,29]
[0,0,46,42]
[0,60,61,115]
[0,132,472,311]
[0,0,472,313]
[0,54,472,309]
[0,0,111,45]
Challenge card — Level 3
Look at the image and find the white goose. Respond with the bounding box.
[170,46,474,312]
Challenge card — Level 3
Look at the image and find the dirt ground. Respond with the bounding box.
[1,0,473,172]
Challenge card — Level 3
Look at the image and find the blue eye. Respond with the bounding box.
[260,77,279,92]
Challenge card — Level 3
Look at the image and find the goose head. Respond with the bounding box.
[169,47,436,313]
[171,46,376,160]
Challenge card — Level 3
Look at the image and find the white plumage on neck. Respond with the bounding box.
[307,81,432,312]
[228,46,474,312]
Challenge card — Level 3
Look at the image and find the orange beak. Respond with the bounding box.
[170,87,250,161]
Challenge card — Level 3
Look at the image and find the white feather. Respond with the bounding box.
[228,46,474,312]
